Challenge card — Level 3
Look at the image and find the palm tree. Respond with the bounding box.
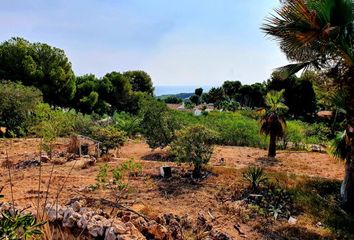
[260,90,288,157]
[262,0,354,211]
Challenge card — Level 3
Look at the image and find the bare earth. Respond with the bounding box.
[0,138,344,239]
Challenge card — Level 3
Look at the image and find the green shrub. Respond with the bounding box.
[0,81,42,137]
[112,112,142,137]
[282,121,306,150]
[89,126,126,154]
[243,166,267,191]
[0,210,45,239]
[141,99,180,149]
[170,125,217,178]
[30,103,76,138]
[95,163,109,188]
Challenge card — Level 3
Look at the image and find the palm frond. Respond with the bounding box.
[330,130,349,160]
[262,0,354,65]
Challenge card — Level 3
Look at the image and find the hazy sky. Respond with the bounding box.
[1,0,288,86]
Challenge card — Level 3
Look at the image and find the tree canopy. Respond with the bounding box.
[0,37,76,107]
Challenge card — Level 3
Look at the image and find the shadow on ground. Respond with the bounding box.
[151,169,214,198]
[141,152,174,162]
[256,157,280,167]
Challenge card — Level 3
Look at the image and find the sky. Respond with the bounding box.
[1,0,289,87]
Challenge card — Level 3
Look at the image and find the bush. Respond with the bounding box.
[282,121,306,150]
[89,126,126,154]
[112,112,142,137]
[30,103,79,139]
[0,81,42,137]
[170,125,217,178]
[141,99,180,149]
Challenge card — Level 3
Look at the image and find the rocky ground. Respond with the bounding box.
[0,138,346,239]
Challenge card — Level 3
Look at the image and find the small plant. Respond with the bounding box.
[95,163,109,188]
[120,159,143,177]
[0,210,46,239]
[243,166,267,191]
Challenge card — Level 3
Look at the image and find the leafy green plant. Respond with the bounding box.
[243,166,268,191]
[95,163,109,188]
[0,209,45,240]
[119,159,142,177]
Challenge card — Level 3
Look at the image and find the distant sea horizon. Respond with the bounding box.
[154,85,212,97]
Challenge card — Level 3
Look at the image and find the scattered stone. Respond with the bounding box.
[41,155,50,162]
[146,220,170,240]
[316,222,323,227]
[14,159,41,169]
[87,215,111,237]
[288,216,297,225]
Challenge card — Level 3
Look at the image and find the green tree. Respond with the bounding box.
[260,90,288,157]
[0,37,76,107]
[237,83,265,108]
[267,72,316,119]
[204,87,226,104]
[195,88,203,97]
[262,0,354,210]
[0,81,42,136]
[163,96,182,104]
[189,94,200,105]
[140,98,179,149]
[101,71,132,113]
[73,74,100,114]
[170,125,217,178]
[123,70,154,95]
[222,80,242,99]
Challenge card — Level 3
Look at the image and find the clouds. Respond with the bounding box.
[0,0,288,86]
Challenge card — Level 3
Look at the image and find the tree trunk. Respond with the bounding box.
[193,164,202,178]
[268,133,276,157]
[341,69,354,212]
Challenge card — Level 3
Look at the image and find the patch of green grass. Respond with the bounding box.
[290,178,354,239]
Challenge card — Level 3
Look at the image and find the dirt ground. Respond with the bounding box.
[0,138,345,239]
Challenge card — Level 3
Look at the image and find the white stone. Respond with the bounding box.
[288,216,297,225]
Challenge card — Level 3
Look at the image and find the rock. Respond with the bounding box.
[87,215,111,237]
[15,159,41,169]
[124,222,146,239]
[146,220,170,240]
[41,155,50,162]
[71,200,83,212]
[210,230,231,240]
[131,217,148,232]
[77,210,94,229]
[196,212,212,231]
[46,204,67,222]
[64,212,81,228]
[112,220,128,234]
[122,212,131,223]
[105,227,118,240]
[288,216,297,225]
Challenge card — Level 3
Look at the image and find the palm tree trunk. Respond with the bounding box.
[341,72,354,212]
[268,133,276,157]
